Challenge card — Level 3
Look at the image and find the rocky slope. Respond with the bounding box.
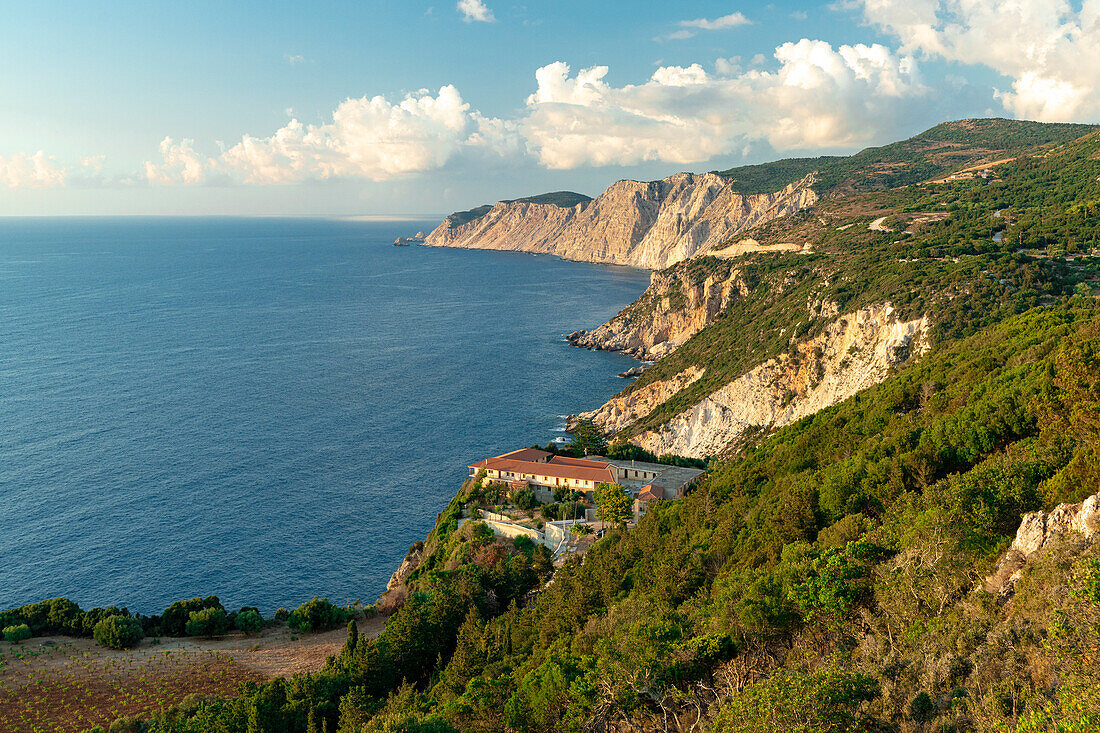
[985,493,1100,599]
[424,173,817,270]
[567,260,748,360]
[581,303,930,458]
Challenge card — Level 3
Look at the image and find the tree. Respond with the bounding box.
[569,419,607,456]
[594,482,632,525]
[235,608,264,635]
[512,487,537,511]
[342,619,359,656]
[93,615,143,649]
[185,607,230,637]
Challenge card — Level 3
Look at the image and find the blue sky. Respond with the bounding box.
[2,0,1097,216]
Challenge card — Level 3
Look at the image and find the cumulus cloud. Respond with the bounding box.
[522,40,925,168]
[145,138,210,185]
[855,0,1100,121]
[140,38,932,184]
[457,0,494,23]
[145,86,521,185]
[0,151,67,188]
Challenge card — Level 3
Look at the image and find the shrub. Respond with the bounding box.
[185,607,230,637]
[287,597,352,633]
[235,608,263,634]
[512,487,537,511]
[3,623,32,643]
[92,615,143,649]
[162,595,223,637]
[274,607,290,623]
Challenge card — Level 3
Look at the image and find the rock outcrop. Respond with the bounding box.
[581,366,706,436]
[581,303,930,458]
[424,173,817,270]
[985,494,1100,599]
[376,543,423,614]
[568,263,748,360]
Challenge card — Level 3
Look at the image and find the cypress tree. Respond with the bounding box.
[343,619,359,656]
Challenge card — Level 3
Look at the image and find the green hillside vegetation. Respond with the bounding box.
[717,118,1098,195]
[507,191,591,207]
[118,306,1100,733]
[55,120,1100,732]
[617,125,1100,437]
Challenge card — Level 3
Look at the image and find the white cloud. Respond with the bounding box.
[855,0,1100,121]
[665,11,751,40]
[681,12,751,30]
[286,54,306,65]
[140,38,931,184]
[145,86,521,185]
[145,137,211,185]
[522,41,926,168]
[456,0,495,23]
[0,151,67,188]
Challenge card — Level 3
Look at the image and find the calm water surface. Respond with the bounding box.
[0,218,649,613]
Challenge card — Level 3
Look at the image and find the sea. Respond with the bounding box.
[0,217,650,615]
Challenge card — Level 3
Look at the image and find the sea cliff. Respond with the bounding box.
[423,172,817,270]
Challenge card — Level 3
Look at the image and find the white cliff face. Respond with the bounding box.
[621,304,930,458]
[569,266,748,361]
[424,173,817,270]
[985,494,1100,598]
[582,366,705,435]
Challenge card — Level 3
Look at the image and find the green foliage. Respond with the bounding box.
[234,608,263,634]
[714,664,880,732]
[788,538,889,621]
[93,615,143,649]
[3,623,32,642]
[508,191,591,207]
[567,419,607,456]
[593,482,632,525]
[287,597,352,634]
[185,607,230,637]
[162,596,223,637]
[511,486,537,511]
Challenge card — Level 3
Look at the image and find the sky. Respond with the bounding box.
[3,0,1099,217]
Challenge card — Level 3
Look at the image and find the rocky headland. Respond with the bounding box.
[423,172,817,270]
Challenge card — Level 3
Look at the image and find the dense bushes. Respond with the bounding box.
[3,623,32,642]
[93,615,143,649]
[234,607,263,634]
[161,596,223,637]
[185,607,230,637]
[287,597,352,633]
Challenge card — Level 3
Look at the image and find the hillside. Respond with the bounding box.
[573,122,1100,457]
[715,118,1098,194]
[12,120,1100,733]
[423,119,1098,269]
[107,306,1100,733]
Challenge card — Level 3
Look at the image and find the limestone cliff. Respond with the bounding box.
[568,260,748,360]
[582,303,930,458]
[424,173,817,270]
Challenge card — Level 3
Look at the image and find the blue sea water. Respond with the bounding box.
[0,218,649,614]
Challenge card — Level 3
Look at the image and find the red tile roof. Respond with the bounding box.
[637,485,663,502]
[548,455,613,469]
[469,454,615,483]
